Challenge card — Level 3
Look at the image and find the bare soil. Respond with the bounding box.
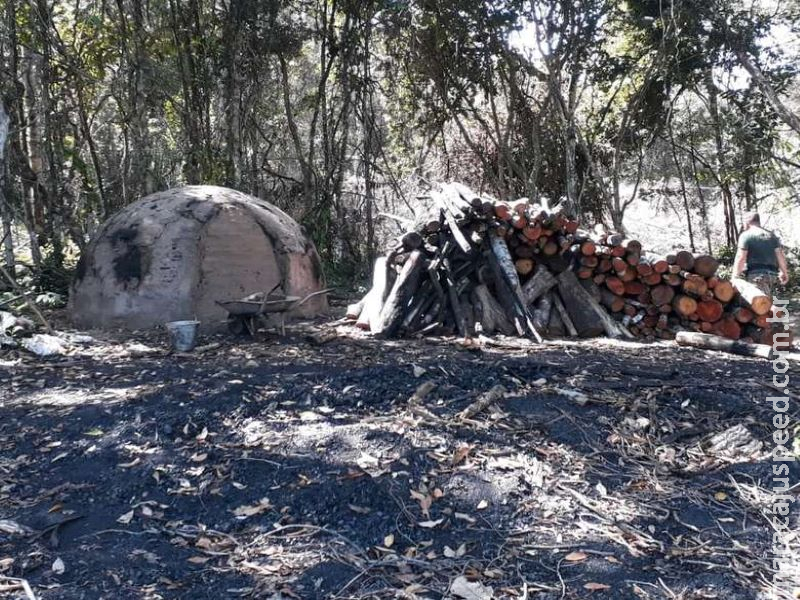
[0,322,798,599]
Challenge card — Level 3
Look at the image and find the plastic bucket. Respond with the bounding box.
[165,320,200,352]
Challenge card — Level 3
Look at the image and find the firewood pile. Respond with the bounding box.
[346,182,780,346]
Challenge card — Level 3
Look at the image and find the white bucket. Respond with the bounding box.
[165,320,200,352]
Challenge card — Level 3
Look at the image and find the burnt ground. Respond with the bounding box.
[1,323,799,600]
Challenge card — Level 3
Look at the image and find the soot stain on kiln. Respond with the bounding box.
[110,224,149,286]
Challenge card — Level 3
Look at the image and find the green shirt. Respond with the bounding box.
[737,227,780,274]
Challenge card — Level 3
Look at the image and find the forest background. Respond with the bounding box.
[1,0,799,295]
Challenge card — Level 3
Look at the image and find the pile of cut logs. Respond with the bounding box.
[571,231,776,343]
[346,182,782,346]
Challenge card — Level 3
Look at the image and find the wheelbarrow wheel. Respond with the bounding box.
[227,316,248,336]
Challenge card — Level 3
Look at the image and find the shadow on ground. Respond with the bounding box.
[1,331,798,599]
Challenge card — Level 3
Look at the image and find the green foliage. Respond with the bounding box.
[782,246,800,298]
[714,244,736,280]
[33,246,76,297]
[1,0,799,287]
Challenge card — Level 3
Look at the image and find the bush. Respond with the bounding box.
[32,245,77,297]
[783,246,800,298]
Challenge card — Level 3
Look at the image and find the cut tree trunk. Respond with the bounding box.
[515,258,535,276]
[713,315,742,340]
[675,331,772,358]
[675,250,695,271]
[531,293,553,332]
[357,257,390,330]
[650,284,675,306]
[605,276,625,296]
[552,291,579,337]
[682,274,709,297]
[375,250,425,337]
[488,236,543,341]
[673,294,698,317]
[521,264,557,306]
[713,280,735,303]
[695,299,724,323]
[600,289,625,313]
[472,284,514,336]
[692,255,719,277]
[557,270,631,338]
[732,278,772,316]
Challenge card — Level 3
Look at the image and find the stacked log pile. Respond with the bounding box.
[572,232,780,344]
[346,183,782,345]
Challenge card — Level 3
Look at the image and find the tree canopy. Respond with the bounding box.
[1,0,798,284]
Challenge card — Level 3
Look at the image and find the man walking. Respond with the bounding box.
[733,212,790,296]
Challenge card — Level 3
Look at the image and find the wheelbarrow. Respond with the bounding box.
[216,288,331,336]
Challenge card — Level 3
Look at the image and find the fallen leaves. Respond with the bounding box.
[0,520,32,536]
[564,551,588,562]
[443,543,466,558]
[450,575,494,599]
[583,582,611,591]
[417,518,444,529]
[454,512,476,524]
[51,558,65,575]
[355,452,388,478]
[232,497,272,518]
[348,504,371,515]
[452,445,472,466]
[410,489,433,517]
[116,510,134,525]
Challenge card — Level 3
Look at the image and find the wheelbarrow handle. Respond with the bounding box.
[295,288,334,307]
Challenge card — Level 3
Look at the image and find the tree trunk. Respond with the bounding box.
[0,100,13,275]
[705,72,738,247]
[675,331,772,359]
[733,49,800,137]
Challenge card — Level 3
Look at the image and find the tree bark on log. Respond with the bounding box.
[357,257,390,330]
[532,292,553,332]
[692,255,719,277]
[375,250,424,337]
[557,270,631,338]
[675,331,772,359]
[552,292,578,337]
[472,284,514,336]
[443,257,468,338]
[489,235,543,341]
[732,277,772,315]
[346,298,366,320]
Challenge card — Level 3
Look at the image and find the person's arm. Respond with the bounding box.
[733,247,748,278]
[775,248,789,284]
